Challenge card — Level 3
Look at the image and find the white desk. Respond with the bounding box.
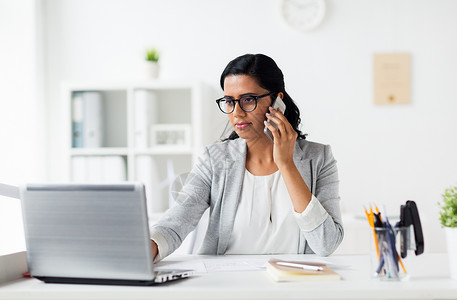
[0,253,455,300]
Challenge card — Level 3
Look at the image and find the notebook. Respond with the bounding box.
[267,259,341,282]
[19,182,193,285]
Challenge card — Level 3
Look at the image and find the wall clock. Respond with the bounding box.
[281,0,326,32]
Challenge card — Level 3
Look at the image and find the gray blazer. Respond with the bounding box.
[151,138,344,257]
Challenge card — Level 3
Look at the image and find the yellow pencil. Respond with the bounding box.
[374,205,383,222]
[364,207,379,259]
[397,253,407,274]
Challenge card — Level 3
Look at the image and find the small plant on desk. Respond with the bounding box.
[439,185,457,280]
[439,186,457,228]
[145,48,160,63]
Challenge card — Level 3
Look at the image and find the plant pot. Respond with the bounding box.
[144,61,159,79]
[445,227,457,280]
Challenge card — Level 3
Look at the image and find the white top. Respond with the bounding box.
[225,169,326,254]
[225,170,298,254]
[151,169,329,260]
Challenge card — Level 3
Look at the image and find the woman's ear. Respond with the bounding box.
[278,92,284,100]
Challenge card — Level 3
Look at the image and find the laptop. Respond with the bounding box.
[19,182,193,285]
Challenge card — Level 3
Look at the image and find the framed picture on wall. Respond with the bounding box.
[149,124,191,148]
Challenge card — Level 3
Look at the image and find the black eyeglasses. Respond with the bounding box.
[215,92,275,114]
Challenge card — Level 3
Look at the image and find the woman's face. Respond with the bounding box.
[223,75,273,141]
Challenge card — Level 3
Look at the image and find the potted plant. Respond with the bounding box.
[144,48,160,79]
[439,185,457,279]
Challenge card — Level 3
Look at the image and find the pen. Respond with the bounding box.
[276,262,324,271]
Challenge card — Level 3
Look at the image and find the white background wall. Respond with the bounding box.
[0,0,45,185]
[0,0,45,254]
[2,0,457,254]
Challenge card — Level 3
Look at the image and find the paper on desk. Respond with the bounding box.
[155,257,352,274]
[203,258,267,272]
[155,257,268,274]
[155,259,207,274]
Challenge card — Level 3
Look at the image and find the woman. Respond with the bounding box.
[150,54,343,260]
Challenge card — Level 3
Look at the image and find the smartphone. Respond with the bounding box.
[264,96,286,142]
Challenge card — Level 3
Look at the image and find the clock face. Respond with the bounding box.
[281,0,326,32]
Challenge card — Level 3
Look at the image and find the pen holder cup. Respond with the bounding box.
[370,226,411,281]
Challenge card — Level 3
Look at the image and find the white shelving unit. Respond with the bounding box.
[63,80,217,214]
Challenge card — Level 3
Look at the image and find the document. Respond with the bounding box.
[155,257,268,275]
[155,255,353,275]
[203,258,267,272]
[155,259,207,275]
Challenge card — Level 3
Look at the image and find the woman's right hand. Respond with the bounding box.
[151,240,158,259]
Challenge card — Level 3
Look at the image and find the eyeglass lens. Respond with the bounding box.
[219,96,257,113]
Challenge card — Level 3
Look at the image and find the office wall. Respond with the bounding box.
[43,0,457,253]
[0,0,45,184]
[0,0,45,254]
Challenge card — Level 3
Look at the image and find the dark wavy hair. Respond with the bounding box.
[220,54,307,141]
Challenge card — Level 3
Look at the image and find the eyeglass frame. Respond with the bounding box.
[215,92,276,114]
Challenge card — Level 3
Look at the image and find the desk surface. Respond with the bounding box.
[0,253,455,300]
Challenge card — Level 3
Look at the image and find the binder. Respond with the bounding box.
[83,92,104,148]
[71,92,104,148]
[71,156,126,182]
[135,156,162,213]
[71,92,84,148]
[102,156,127,182]
[134,90,157,148]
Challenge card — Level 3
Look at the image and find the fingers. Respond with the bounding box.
[264,119,280,141]
[266,117,287,140]
[269,106,287,122]
[266,107,290,133]
[266,107,297,141]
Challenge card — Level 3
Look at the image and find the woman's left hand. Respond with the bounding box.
[264,106,298,169]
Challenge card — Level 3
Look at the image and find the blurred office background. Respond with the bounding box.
[1,0,457,254]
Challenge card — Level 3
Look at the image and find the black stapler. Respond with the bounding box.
[397,200,424,258]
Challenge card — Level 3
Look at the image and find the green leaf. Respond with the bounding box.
[438,185,457,228]
[145,48,160,62]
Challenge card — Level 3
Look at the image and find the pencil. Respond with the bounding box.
[397,253,407,274]
[374,205,381,215]
[364,207,380,259]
